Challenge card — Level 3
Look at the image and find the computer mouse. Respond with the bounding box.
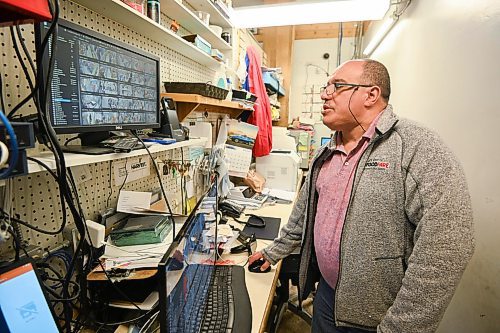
[248,259,271,273]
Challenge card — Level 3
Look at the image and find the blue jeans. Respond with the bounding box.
[312,277,373,333]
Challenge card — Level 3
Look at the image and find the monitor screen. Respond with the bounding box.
[0,260,59,333]
[158,180,218,333]
[36,19,161,134]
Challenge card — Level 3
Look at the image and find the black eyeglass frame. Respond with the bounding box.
[320,82,373,96]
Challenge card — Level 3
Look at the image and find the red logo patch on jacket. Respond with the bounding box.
[365,160,390,170]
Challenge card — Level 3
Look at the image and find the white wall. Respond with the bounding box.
[290,37,355,121]
[364,0,500,331]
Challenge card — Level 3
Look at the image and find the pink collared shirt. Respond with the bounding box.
[314,113,382,289]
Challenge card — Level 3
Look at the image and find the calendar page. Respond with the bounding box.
[224,144,253,178]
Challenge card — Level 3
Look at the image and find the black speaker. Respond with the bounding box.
[154,97,185,141]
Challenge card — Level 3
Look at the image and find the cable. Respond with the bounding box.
[139,310,160,333]
[0,109,19,179]
[347,87,366,132]
[64,136,79,146]
[15,25,36,77]
[132,131,176,241]
[118,158,129,193]
[94,307,157,327]
[106,160,113,207]
[337,22,343,67]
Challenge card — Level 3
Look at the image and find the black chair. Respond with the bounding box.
[267,252,313,332]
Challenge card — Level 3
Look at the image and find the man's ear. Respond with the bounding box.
[364,86,382,106]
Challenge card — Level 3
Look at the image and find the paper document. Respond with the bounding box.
[224,144,252,177]
[117,191,151,214]
[117,191,169,214]
[101,235,173,270]
[262,188,296,202]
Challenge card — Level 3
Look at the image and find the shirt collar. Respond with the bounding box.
[333,110,384,151]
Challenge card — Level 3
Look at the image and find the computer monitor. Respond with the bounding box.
[36,19,161,148]
[0,259,60,333]
[158,180,217,333]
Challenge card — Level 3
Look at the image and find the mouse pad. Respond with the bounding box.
[242,216,281,240]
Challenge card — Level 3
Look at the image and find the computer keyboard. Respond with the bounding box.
[166,264,252,333]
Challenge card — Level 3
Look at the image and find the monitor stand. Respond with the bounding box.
[61,145,115,155]
[62,131,116,155]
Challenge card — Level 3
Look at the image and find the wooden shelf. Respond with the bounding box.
[28,138,207,174]
[162,93,253,121]
[160,0,231,51]
[73,0,223,69]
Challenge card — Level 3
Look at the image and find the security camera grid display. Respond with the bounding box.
[44,21,159,129]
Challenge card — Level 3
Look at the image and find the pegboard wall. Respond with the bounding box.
[0,0,262,258]
[0,145,207,254]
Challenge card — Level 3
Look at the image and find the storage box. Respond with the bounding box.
[164,82,229,100]
[231,89,257,102]
[182,34,211,55]
[210,48,224,62]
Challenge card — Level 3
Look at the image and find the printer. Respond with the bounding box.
[256,151,301,192]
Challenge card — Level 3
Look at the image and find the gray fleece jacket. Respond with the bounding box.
[261,105,474,332]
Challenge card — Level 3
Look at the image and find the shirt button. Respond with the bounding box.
[345,162,349,166]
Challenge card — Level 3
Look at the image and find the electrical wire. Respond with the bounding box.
[106,160,113,207]
[139,310,160,333]
[132,131,176,240]
[337,22,343,67]
[0,109,19,179]
[347,87,366,132]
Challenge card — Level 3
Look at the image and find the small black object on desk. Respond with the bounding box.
[248,259,271,273]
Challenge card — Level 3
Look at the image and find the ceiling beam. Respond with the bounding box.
[255,21,369,41]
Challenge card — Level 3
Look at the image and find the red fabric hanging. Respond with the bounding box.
[245,46,272,157]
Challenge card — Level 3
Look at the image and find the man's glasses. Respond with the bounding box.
[320,82,373,96]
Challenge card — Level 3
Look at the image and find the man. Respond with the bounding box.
[249,59,474,332]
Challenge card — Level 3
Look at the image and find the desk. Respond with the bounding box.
[86,203,295,332]
[223,202,295,333]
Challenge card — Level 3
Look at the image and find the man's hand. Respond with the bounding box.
[248,251,271,271]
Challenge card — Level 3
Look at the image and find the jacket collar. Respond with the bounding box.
[375,104,398,135]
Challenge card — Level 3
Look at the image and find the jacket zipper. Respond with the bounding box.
[297,145,331,304]
[333,123,397,326]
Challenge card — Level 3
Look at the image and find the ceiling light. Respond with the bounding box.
[362,15,397,56]
[230,0,391,28]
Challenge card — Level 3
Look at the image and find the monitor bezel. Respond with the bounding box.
[35,18,161,134]
[0,258,61,332]
[158,180,217,333]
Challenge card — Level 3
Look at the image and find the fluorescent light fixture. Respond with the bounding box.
[231,0,391,28]
[362,15,397,56]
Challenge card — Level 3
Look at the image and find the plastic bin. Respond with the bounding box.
[232,89,257,102]
[182,34,212,55]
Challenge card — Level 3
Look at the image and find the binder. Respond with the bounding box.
[110,215,172,246]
